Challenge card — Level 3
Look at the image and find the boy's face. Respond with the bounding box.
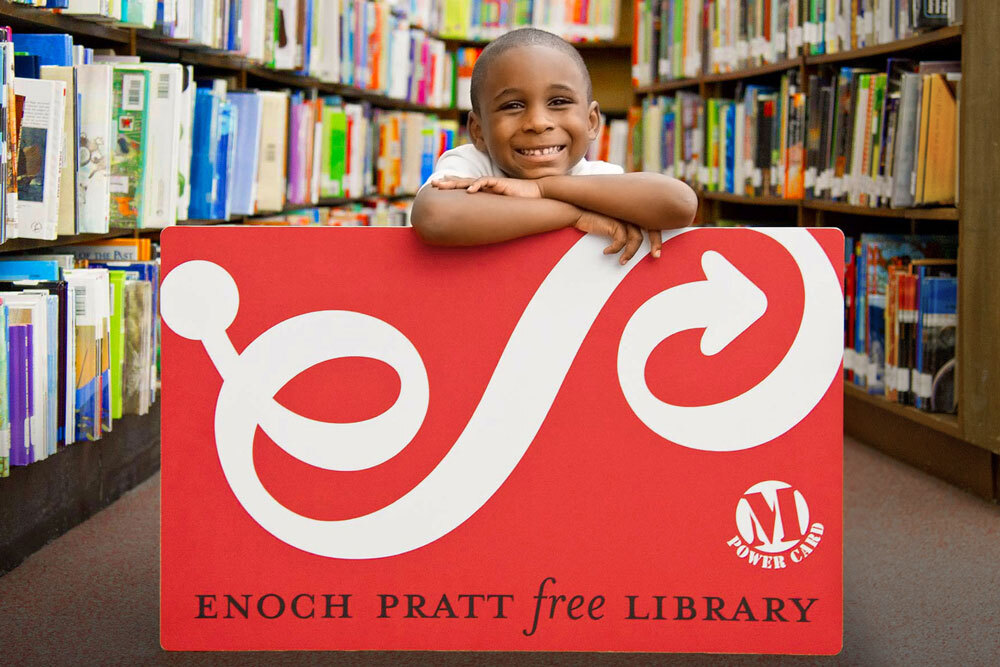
[469,45,600,179]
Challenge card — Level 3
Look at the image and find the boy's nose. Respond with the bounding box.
[522,107,555,133]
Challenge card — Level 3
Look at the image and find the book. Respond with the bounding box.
[227,91,264,216]
[109,67,151,228]
[13,77,65,240]
[39,66,77,236]
[75,64,114,234]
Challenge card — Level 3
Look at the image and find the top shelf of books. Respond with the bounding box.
[632,1,963,92]
[1,1,626,114]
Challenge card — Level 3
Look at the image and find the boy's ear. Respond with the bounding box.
[469,111,487,152]
[587,100,601,141]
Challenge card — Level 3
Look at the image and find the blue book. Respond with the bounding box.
[915,275,958,412]
[188,86,222,220]
[217,100,238,220]
[227,92,263,215]
[44,295,58,454]
[420,121,436,186]
[13,54,41,79]
[299,0,314,75]
[45,1,70,8]
[12,34,73,67]
[724,103,735,193]
[0,260,61,282]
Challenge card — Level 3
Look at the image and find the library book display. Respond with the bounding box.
[159,225,844,653]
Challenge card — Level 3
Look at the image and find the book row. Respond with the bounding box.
[60,0,620,45]
[0,35,463,236]
[632,0,963,85]
[249,197,415,227]
[844,233,957,413]
[435,0,621,42]
[0,237,159,477]
[630,60,960,207]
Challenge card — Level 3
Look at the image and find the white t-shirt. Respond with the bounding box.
[421,143,624,189]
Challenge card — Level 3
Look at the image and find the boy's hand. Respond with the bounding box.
[432,176,543,199]
[574,209,647,265]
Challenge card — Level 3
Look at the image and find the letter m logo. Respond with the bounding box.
[735,481,808,553]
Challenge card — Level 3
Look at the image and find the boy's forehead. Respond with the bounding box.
[483,45,588,93]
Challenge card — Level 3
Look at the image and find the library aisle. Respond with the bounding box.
[0,436,996,665]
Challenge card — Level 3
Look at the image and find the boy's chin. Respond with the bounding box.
[503,165,568,180]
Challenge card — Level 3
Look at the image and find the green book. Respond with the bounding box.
[109,68,151,229]
[108,271,126,420]
[672,0,684,79]
[706,99,719,192]
[329,107,347,197]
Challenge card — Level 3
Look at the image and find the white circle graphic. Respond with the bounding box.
[735,480,810,554]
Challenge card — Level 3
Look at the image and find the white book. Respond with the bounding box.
[255,91,289,212]
[247,0,267,63]
[63,1,112,19]
[173,0,194,41]
[315,0,341,82]
[344,103,366,198]
[273,0,300,70]
[608,119,628,171]
[76,64,114,234]
[130,63,183,228]
[14,78,65,240]
[2,293,51,461]
[176,66,195,220]
[64,268,110,440]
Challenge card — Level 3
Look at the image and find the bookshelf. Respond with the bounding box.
[633,2,1000,501]
[0,1,639,574]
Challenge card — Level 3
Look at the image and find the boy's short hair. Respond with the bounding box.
[470,28,593,115]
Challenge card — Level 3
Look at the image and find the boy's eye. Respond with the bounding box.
[499,101,524,111]
[549,98,573,106]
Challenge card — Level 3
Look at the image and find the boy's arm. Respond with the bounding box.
[411,184,634,247]
[411,186,580,245]
[536,172,699,231]
[435,172,698,232]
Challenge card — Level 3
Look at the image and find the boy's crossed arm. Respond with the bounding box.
[411,172,698,264]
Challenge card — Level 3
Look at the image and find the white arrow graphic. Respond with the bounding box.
[618,227,843,451]
[161,227,842,558]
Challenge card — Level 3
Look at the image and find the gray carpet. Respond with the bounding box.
[1,436,998,666]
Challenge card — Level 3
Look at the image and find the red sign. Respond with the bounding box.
[160,226,843,653]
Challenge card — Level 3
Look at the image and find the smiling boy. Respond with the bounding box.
[411,28,698,263]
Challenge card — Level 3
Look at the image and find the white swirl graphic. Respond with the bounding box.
[160,228,842,559]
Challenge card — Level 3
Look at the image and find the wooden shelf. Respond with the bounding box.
[702,57,802,83]
[806,25,963,66]
[635,78,700,94]
[0,230,138,253]
[844,385,962,440]
[634,26,963,98]
[802,199,959,220]
[0,0,130,44]
[699,190,799,206]
[698,190,959,220]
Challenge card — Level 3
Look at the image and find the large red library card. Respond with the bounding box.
[159,226,843,654]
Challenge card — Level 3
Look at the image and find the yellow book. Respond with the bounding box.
[915,74,957,206]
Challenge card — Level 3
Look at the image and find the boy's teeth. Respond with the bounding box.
[520,146,562,156]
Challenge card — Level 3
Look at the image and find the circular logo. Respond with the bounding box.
[735,481,809,553]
